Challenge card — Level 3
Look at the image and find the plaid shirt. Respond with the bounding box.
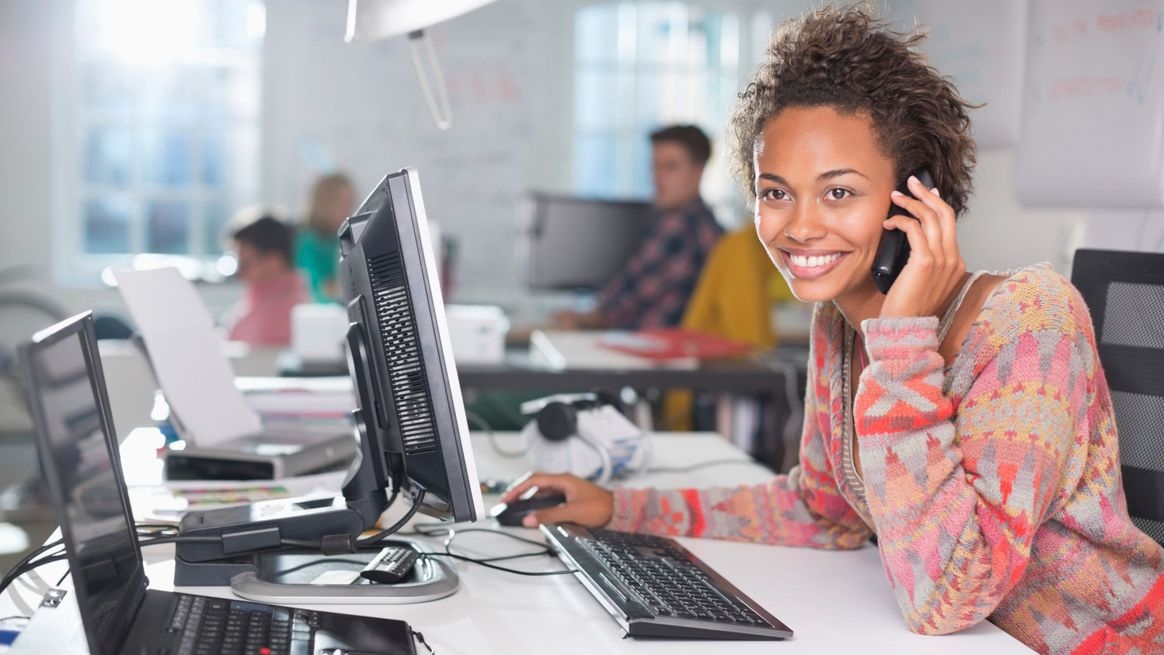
[596,197,722,330]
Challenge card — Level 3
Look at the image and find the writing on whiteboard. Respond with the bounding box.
[1015,0,1164,208]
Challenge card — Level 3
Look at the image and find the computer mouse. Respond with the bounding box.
[489,493,568,527]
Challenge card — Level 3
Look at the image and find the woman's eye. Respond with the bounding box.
[828,188,851,200]
[761,188,787,201]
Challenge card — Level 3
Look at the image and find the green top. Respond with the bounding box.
[295,228,339,303]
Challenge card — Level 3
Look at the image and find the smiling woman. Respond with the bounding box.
[500,6,1164,654]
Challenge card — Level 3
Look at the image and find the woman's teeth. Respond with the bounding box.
[789,253,842,267]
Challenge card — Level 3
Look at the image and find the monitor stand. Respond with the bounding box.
[170,436,454,603]
[228,537,460,604]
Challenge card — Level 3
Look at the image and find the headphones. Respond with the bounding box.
[520,390,649,484]
[531,390,626,442]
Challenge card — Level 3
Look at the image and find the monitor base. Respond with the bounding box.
[228,538,459,604]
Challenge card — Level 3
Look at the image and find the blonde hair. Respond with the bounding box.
[305,172,355,235]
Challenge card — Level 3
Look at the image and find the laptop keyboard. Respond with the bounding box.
[164,594,318,655]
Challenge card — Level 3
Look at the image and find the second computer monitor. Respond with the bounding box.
[522,193,653,291]
[338,167,484,525]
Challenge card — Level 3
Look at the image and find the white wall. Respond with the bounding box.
[261,0,576,310]
[0,0,1150,341]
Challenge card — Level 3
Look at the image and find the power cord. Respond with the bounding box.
[354,489,424,547]
[411,628,435,654]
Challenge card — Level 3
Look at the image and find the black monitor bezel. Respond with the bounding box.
[18,312,146,655]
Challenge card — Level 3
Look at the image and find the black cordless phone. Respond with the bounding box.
[871,169,934,294]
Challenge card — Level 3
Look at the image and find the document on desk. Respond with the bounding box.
[114,267,262,445]
[128,470,348,520]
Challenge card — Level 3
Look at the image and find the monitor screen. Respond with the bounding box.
[521,193,653,291]
[19,313,143,655]
[338,167,484,523]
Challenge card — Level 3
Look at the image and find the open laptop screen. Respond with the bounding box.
[20,313,144,654]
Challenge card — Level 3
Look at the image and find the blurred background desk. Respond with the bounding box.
[279,338,810,473]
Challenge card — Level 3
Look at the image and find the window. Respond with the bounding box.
[62,0,264,282]
[572,3,775,221]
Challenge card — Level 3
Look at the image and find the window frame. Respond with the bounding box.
[52,0,264,287]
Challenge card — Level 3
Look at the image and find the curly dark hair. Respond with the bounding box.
[729,4,977,216]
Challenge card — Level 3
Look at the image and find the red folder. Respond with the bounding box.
[597,328,752,361]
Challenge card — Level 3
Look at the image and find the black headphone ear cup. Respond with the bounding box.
[592,388,626,415]
[536,401,577,442]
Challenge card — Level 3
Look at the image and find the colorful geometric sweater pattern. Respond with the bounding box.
[609,265,1164,654]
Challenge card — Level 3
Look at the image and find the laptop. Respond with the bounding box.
[128,334,359,482]
[15,312,416,655]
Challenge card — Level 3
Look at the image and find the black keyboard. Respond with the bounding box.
[166,594,317,655]
[541,524,793,640]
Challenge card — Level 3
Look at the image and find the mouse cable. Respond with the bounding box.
[440,527,554,560]
[419,551,577,577]
[419,525,574,576]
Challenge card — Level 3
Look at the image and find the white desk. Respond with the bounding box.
[2,432,1035,654]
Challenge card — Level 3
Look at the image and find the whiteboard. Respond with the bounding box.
[917,0,1027,149]
[1015,0,1164,208]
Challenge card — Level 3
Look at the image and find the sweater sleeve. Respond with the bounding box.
[608,306,872,550]
[854,291,1089,634]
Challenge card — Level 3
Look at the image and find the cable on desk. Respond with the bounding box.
[0,551,68,596]
[645,457,761,474]
[466,410,527,458]
[420,552,577,577]
[272,558,370,578]
[440,527,554,560]
[412,629,435,655]
[0,539,66,595]
[355,489,425,547]
[420,525,575,576]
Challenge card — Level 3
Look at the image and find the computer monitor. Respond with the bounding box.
[521,193,653,291]
[338,167,484,525]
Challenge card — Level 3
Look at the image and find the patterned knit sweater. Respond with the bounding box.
[609,265,1164,654]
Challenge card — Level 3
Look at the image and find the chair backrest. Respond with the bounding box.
[1071,248,1164,546]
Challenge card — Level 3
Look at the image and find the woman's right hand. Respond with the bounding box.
[499,472,614,528]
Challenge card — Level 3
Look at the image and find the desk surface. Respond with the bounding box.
[2,432,1034,654]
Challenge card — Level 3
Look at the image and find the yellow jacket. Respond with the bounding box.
[664,225,793,429]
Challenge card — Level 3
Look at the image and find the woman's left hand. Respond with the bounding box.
[879,175,967,319]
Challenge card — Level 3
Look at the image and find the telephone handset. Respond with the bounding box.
[871,169,934,294]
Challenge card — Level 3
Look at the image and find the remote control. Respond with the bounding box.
[359,545,420,584]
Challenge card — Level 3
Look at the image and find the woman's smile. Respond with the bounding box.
[779,249,850,280]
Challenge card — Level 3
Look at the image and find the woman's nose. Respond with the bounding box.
[782,205,826,243]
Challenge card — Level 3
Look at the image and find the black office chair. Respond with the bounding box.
[1071,249,1164,546]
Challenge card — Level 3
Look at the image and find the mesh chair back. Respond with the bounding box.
[1071,249,1164,546]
